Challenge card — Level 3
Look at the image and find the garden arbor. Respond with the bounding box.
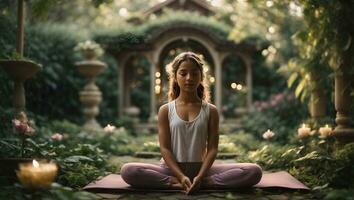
[115,24,256,121]
[99,0,258,121]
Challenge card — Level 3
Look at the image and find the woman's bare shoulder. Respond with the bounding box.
[207,103,218,113]
[158,102,169,115]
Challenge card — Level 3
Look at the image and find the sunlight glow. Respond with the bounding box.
[262,49,269,56]
[266,0,274,8]
[119,8,129,17]
[210,0,223,7]
[236,84,243,91]
[155,85,161,94]
[268,45,277,54]
[268,26,275,34]
[203,66,209,73]
[289,2,303,17]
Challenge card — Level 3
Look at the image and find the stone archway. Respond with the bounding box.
[155,38,216,108]
[116,25,256,122]
[220,53,253,119]
[117,52,151,120]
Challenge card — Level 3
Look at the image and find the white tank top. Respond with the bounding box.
[167,100,210,162]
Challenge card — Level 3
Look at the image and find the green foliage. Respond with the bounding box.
[290,148,336,187]
[331,143,354,188]
[42,120,137,156]
[52,144,116,189]
[94,11,231,53]
[0,183,99,200]
[218,135,238,153]
[282,0,354,103]
[114,116,136,134]
[227,131,261,152]
[142,141,160,152]
[241,91,307,143]
[324,189,354,200]
[240,144,300,170]
[0,17,119,124]
[242,138,354,190]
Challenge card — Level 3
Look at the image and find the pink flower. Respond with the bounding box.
[51,133,63,141]
[25,126,35,136]
[104,124,116,134]
[260,102,269,110]
[270,99,278,107]
[12,119,35,136]
[262,129,275,140]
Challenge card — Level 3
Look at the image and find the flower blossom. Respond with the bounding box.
[262,129,275,140]
[104,124,116,133]
[51,133,63,141]
[12,112,35,136]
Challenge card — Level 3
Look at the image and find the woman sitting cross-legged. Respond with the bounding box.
[120,52,262,194]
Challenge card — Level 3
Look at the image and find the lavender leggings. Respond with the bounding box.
[120,161,262,189]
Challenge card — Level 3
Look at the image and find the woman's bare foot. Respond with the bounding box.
[170,176,183,189]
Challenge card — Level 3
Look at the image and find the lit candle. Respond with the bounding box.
[262,129,275,140]
[16,159,58,189]
[319,124,332,138]
[298,123,311,139]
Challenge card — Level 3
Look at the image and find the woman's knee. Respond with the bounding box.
[247,164,262,185]
[120,163,142,184]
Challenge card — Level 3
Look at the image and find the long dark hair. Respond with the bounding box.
[166,52,210,102]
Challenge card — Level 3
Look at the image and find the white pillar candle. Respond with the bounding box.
[298,123,311,139]
[319,124,332,138]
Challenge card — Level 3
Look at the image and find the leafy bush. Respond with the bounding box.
[94,11,231,53]
[142,141,160,152]
[241,91,308,143]
[240,144,299,170]
[241,137,354,190]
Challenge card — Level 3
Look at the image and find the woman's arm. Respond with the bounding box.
[158,104,188,183]
[188,104,219,194]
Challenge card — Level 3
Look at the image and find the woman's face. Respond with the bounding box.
[175,60,202,92]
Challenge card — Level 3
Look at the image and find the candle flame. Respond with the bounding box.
[325,124,329,128]
[302,123,306,128]
[33,159,39,168]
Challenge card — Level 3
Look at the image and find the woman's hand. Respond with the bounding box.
[186,176,202,195]
[179,176,192,192]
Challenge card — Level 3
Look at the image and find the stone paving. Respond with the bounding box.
[87,156,316,200]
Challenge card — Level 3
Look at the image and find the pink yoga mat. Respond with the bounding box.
[83,171,310,193]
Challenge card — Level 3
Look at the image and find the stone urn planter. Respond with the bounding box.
[124,106,141,123]
[75,60,107,130]
[0,60,41,113]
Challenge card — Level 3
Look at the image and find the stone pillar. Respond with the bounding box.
[118,62,124,117]
[215,58,223,121]
[146,52,158,122]
[117,54,129,117]
[309,88,327,119]
[332,68,354,143]
[244,56,253,111]
[308,73,327,118]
